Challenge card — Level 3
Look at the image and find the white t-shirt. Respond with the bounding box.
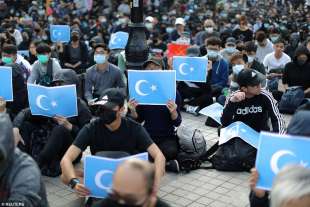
[263,52,291,72]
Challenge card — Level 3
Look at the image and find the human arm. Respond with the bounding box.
[249,168,270,207]
[166,92,182,127]
[220,91,244,127]
[27,63,39,83]
[13,108,32,145]
[0,97,6,113]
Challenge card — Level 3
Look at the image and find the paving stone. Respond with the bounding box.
[196,197,214,205]
[188,202,207,207]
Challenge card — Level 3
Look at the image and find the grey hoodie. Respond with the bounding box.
[0,113,48,207]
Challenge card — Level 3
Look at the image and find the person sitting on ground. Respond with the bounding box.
[220,37,239,63]
[255,30,274,64]
[92,159,170,207]
[249,107,310,207]
[177,46,213,115]
[84,43,126,106]
[60,88,165,200]
[129,56,182,172]
[0,113,48,207]
[282,46,310,98]
[244,41,266,75]
[13,69,92,177]
[27,43,62,86]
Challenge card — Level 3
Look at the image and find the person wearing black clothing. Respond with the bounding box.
[60,88,165,199]
[221,69,285,134]
[168,18,185,42]
[92,159,170,207]
[232,16,253,42]
[282,46,310,98]
[128,56,182,172]
[13,69,92,177]
[59,29,88,74]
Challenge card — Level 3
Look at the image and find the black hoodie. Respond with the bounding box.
[282,46,310,90]
[0,113,48,206]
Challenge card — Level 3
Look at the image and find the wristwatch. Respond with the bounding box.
[68,178,80,189]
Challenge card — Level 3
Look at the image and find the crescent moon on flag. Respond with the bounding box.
[36,95,49,111]
[135,80,149,96]
[270,150,296,174]
[179,63,189,76]
[94,170,114,191]
[110,35,118,45]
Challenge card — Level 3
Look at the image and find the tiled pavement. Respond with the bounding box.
[45,112,291,207]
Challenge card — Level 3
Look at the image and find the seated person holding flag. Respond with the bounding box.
[13,69,92,177]
[0,113,48,207]
[249,109,310,207]
[92,159,170,207]
[1,45,28,119]
[60,88,166,200]
[128,56,182,172]
[84,43,126,106]
[27,43,62,86]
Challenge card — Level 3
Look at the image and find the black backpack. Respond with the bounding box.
[38,59,53,86]
[176,126,207,172]
[279,86,305,114]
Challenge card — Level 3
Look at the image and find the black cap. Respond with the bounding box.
[186,46,200,57]
[93,88,126,109]
[143,56,163,68]
[237,69,263,87]
[52,69,78,85]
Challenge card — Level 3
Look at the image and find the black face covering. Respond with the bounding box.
[72,35,79,42]
[297,59,307,66]
[103,197,143,207]
[100,109,117,125]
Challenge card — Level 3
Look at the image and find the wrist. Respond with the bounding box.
[68,178,80,189]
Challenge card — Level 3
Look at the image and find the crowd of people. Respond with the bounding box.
[1,0,310,206]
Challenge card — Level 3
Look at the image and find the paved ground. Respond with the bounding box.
[45,112,291,207]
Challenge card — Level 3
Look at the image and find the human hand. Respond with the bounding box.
[53,116,72,131]
[207,60,212,71]
[128,99,139,112]
[304,88,310,94]
[13,127,25,146]
[64,63,74,68]
[74,182,90,197]
[166,100,177,114]
[249,168,266,198]
[230,92,246,103]
[267,73,278,79]
[0,97,6,112]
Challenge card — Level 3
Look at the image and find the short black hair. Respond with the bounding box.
[273,37,285,45]
[244,41,257,52]
[94,43,110,53]
[36,43,51,54]
[2,44,17,55]
[206,37,222,47]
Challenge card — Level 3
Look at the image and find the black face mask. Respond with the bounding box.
[103,197,143,207]
[100,109,117,125]
[297,59,307,66]
[72,35,79,42]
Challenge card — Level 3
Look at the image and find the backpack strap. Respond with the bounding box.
[46,58,53,78]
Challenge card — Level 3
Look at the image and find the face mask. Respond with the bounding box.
[232,64,244,75]
[120,101,128,117]
[1,57,13,64]
[101,109,117,125]
[162,16,168,21]
[247,56,255,63]
[207,50,219,59]
[166,27,174,33]
[145,23,153,30]
[42,35,48,40]
[297,59,307,66]
[94,54,106,64]
[205,27,213,33]
[225,47,235,54]
[119,18,127,25]
[72,35,79,42]
[270,36,279,43]
[37,54,49,64]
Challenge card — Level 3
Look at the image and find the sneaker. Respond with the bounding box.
[185,105,199,116]
[166,160,180,173]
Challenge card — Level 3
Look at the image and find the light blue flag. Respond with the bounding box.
[0,67,13,101]
[84,152,149,198]
[199,103,223,124]
[17,50,30,58]
[27,84,77,117]
[108,32,129,50]
[128,70,176,105]
[219,121,259,148]
[173,56,208,82]
[50,25,71,43]
[256,132,310,190]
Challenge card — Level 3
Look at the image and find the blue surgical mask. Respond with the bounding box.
[94,54,106,64]
[270,36,279,43]
[166,27,174,33]
[207,50,219,59]
[225,47,235,54]
[247,55,255,63]
[232,64,244,75]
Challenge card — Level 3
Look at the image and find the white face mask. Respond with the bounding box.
[205,27,213,33]
[247,56,255,63]
[232,64,244,75]
[120,101,128,117]
[145,23,153,30]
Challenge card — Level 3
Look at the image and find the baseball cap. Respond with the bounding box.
[143,56,163,68]
[186,46,200,57]
[52,69,78,85]
[237,69,264,87]
[145,16,154,23]
[93,88,126,109]
[175,17,185,26]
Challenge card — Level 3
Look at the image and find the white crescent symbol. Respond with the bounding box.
[110,35,118,45]
[179,63,189,76]
[270,150,296,174]
[36,95,49,111]
[135,80,149,96]
[94,170,114,191]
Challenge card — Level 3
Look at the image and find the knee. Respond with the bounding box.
[159,141,179,161]
[51,125,71,137]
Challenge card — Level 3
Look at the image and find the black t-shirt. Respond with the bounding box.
[232,28,253,42]
[282,62,310,90]
[73,117,153,155]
